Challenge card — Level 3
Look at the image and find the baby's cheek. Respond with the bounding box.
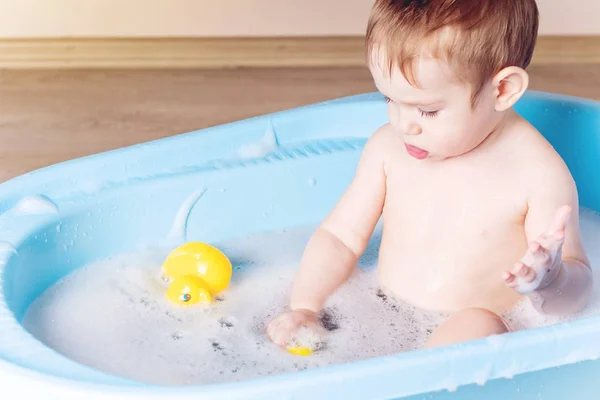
[430,127,460,149]
[436,134,470,157]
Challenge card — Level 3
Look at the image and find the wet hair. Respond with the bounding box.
[366,0,539,103]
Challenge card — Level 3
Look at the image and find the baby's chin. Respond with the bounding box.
[434,146,482,160]
[422,152,449,161]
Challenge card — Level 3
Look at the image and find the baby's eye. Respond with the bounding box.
[384,96,393,103]
[419,109,439,118]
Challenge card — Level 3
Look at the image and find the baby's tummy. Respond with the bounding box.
[376,230,526,315]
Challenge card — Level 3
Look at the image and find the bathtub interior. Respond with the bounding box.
[1,91,600,398]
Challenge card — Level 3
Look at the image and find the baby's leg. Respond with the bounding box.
[424,308,508,349]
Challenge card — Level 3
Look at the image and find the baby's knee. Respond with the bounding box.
[455,307,508,335]
[425,307,508,349]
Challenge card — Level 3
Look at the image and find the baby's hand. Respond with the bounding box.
[266,309,319,348]
[504,205,571,294]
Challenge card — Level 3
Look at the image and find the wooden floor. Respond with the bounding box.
[1,64,599,183]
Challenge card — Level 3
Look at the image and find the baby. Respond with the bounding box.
[268,0,593,349]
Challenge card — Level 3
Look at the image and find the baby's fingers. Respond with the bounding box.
[269,324,290,347]
[504,261,545,294]
[536,230,566,252]
[266,317,283,342]
[503,265,533,288]
[514,262,537,283]
[545,205,572,237]
[503,271,518,288]
[273,318,303,347]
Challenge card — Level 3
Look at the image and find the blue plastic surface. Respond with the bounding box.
[0,91,600,399]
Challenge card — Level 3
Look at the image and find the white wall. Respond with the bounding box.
[0,0,597,38]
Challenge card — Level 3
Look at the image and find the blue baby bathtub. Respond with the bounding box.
[1,90,600,399]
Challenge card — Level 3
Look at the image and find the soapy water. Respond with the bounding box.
[21,226,446,386]
[21,208,600,386]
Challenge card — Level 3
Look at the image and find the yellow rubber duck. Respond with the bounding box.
[162,242,232,306]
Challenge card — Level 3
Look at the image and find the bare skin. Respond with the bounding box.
[267,55,593,350]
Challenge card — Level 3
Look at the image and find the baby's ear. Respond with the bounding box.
[492,66,529,111]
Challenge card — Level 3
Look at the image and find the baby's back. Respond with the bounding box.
[377,116,559,314]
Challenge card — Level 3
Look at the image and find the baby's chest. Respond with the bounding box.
[384,170,526,246]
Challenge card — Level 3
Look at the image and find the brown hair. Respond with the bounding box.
[366,0,539,102]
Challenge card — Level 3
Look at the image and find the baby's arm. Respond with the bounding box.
[505,163,593,316]
[267,127,389,346]
[290,128,389,312]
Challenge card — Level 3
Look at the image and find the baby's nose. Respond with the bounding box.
[404,122,422,135]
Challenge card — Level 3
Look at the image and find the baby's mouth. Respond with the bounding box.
[405,144,429,160]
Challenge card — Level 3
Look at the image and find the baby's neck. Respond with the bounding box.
[467,108,518,157]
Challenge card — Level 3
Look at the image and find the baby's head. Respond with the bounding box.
[366,0,539,160]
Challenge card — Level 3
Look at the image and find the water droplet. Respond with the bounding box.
[172,331,184,340]
[56,224,62,233]
[308,177,317,186]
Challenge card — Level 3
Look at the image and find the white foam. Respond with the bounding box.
[21,209,600,386]
[237,120,278,159]
[22,224,446,386]
[12,195,58,215]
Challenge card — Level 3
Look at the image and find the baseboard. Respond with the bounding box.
[0,36,598,69]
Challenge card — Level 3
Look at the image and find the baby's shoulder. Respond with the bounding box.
[365,123,400,148]
[509,117,575,193]
[362,123,402,160]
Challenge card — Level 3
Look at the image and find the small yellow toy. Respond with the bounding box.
[284,326,327,356]
[161,242,232,306]
[287,347,313,356]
